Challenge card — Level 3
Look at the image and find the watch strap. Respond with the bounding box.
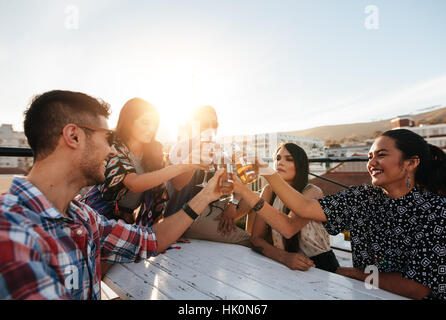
[182,203,199,221]
[230,198,240,206]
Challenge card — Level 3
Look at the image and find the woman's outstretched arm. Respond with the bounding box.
[123,164,205,193]
[234,178,325,239]
[258,170,327,222]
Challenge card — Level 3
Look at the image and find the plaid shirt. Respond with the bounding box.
[0,177,158,300]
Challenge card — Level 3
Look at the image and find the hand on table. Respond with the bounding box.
[215,203,238,235]
[175,237,191,244]
[283,252,315,271]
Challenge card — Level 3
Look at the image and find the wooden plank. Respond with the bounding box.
[105,240,408,300]
[167,240,408,300]
[154,248,321,300]
[174,241,382,300]
[101,281,120,300]
[105,260,213,300]
[129,256,256,300]
[104,263,171,300]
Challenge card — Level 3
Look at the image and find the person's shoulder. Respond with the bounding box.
[0,192,27,221]
[0,194,44,247]
[322,184,377,203]
[71,199,101,223]
[410,189,446,236]
[416,188,446,214]
[305,184,324,197]
[108,140,133,163]
[345,184,379,196]
[419,188,446,202]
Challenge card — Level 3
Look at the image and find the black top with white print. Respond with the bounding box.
[318,185,446,300]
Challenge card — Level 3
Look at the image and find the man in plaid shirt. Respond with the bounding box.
[0,90,224,299]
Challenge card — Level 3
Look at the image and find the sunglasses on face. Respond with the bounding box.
[76,124,116,147]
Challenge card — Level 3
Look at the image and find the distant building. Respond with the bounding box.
[217,132,325,158]
[324,145,370,158]
[391,115,446,150]
[0,124,32,171]
[391,115,415,129]
[309,161,371,196]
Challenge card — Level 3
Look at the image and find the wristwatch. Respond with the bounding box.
[229,198,240,208]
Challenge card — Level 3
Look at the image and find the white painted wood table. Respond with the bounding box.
[103,239,408,300]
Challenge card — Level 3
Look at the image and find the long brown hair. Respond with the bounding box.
[115,98,164,172]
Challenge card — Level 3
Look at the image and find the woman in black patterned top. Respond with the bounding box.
[233,129,446,300]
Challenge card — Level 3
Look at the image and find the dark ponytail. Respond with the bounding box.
[381,129,446,195]
[424,144,446,195]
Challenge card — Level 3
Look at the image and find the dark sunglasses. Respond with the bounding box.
[77,124,116,147]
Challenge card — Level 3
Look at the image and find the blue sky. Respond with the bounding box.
[1,0,445,141]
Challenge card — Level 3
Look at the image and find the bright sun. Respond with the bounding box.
[106,52,233,143]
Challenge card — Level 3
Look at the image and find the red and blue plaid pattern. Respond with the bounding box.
[0,177,158,300]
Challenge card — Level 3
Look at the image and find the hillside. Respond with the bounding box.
[282,107,446,142]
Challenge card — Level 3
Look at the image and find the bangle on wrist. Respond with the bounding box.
[182,203,199,221]
[252,198,265,212]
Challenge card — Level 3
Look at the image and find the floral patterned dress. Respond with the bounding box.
[80,140,168,227]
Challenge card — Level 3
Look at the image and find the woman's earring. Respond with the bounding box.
[406,175,411,190]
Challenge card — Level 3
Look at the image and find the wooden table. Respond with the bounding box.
[103,239,408,300]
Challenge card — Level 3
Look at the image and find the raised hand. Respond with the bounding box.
[201,168,225,202]
[255,156,276,176]
[232,174,249,194]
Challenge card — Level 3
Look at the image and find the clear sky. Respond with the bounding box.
[1,0,445,142]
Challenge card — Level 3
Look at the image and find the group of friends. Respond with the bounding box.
[0,90,445,300]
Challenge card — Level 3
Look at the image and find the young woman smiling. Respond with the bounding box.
[233,129,446,300]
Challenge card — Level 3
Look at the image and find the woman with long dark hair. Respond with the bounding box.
[234,129,446,300]
[249,143,339,272]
